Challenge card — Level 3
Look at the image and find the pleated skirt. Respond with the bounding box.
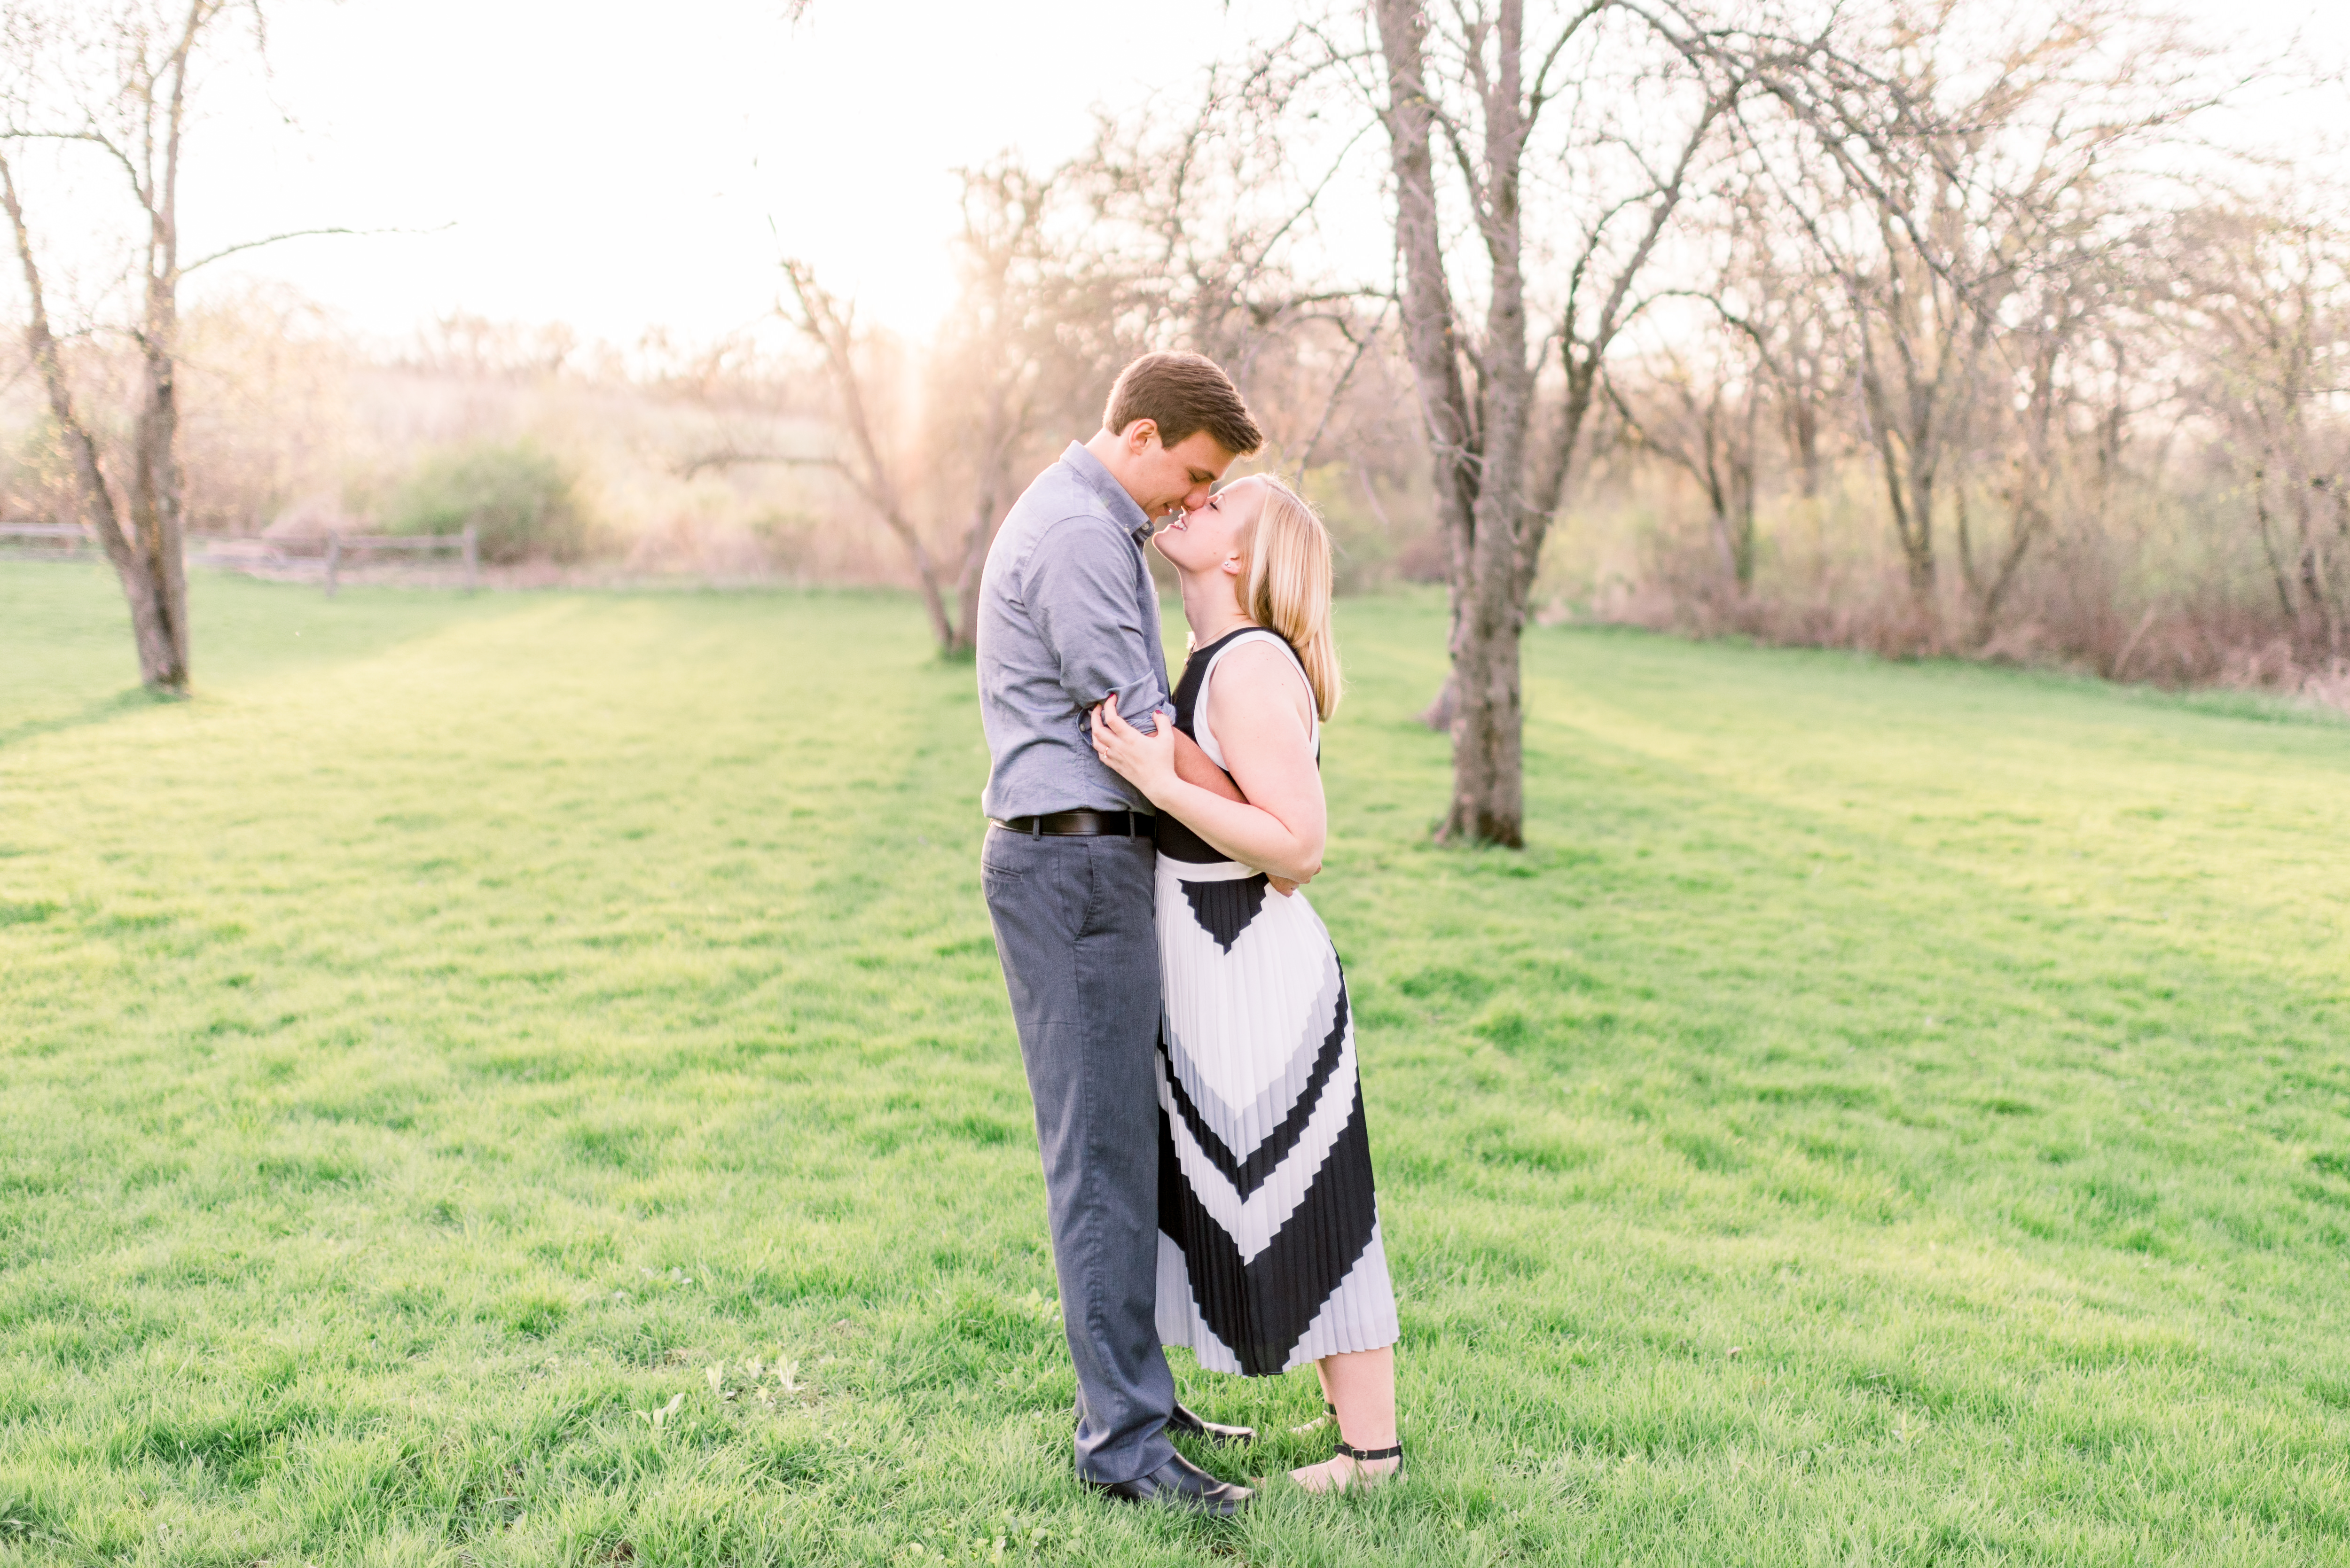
[1153,855,1399,1376]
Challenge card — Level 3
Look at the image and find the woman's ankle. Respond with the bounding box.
[1288,1450,1402,1493]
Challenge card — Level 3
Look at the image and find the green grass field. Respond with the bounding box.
[3,562,2348,1567]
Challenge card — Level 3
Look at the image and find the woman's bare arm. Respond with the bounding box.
[1169,725,1306,894]
[1173,730,1244,802]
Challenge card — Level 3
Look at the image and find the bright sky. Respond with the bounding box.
[182,0,1254,346]
[152,0,2350,348]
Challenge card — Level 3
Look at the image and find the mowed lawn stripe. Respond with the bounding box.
[2,565,2348,1565]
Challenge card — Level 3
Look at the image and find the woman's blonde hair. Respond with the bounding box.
[1235,474,1343,720]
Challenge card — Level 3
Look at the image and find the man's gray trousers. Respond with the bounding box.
[980,826,1177,1484]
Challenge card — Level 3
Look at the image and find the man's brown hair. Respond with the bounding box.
[1101,351,1263,457]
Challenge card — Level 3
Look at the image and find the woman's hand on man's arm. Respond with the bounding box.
[1091,664,1324,886]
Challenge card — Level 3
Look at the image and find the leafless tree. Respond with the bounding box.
[2171,202,2350,659]
[1069,71,1396,461]
[1602,190,1848,606]
[1729,0,2204,631]
[0,0,359,692]
[923,160,1128,652]
[779,261,964,650]
[1610,334,1764,589]
[756,162,1134,657]
[1694,190,1843,502]
[1307,0,2204,836]
[1953,231,2138,647]
[757,92,1397,656]
[0,2,233,691]
[1352,0,1736,843]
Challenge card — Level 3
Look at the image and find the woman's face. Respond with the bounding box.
[1152,475,1262,580]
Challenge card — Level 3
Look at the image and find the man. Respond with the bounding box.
[974,352,1263,1514]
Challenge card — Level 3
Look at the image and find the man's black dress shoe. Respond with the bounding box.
[1168,1401,1256,1446]
[1084,1452,1253,1516]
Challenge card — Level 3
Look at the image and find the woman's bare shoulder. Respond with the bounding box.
[1214,635,1296,679]
[1208,637,1313,721]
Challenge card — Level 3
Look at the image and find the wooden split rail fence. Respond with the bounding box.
[322,528,479,596]
[0,523,88,549]
[0,523,479,596]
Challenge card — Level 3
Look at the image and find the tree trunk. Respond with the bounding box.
[783,259,971,659]
[1376,0,1484,759]
[1726,476,1757,593]
[1374,0,1702,845]
[1437,0,1533,848]
[1869,406,1937,602]
[130,341,192,686]
[947,471,1007,659]
[2255,470,2299,625]
[1451,456,1529,844]
[0,155,186,691]
[2296,490,2339,656]
[1788,400,1821,500]
[1907,464,1937,600]
[898,536,956,652]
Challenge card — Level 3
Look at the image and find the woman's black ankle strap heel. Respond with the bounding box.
[1283,1426,1405,1492]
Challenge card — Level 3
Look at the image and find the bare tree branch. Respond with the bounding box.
[182,222,441,274]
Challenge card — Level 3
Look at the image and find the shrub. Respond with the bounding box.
[384,439,590,562]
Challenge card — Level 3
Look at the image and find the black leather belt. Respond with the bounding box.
[989,810,1153,838]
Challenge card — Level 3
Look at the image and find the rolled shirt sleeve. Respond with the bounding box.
[1026,515,1169,733]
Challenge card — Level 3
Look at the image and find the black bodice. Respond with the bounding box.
[1155,627,1308,866]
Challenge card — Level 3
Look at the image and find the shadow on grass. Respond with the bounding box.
[0,686,180,752]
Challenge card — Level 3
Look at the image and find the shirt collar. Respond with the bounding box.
[1061,440,1156,547]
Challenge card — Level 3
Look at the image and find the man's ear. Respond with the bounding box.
[1125,418,1160,453]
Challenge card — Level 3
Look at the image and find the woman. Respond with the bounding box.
[1091,473,1402,1494]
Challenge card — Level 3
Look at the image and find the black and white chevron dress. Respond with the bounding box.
[1152,626,1398,1376]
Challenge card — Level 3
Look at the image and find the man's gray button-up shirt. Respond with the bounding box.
[976,441,1171,819]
